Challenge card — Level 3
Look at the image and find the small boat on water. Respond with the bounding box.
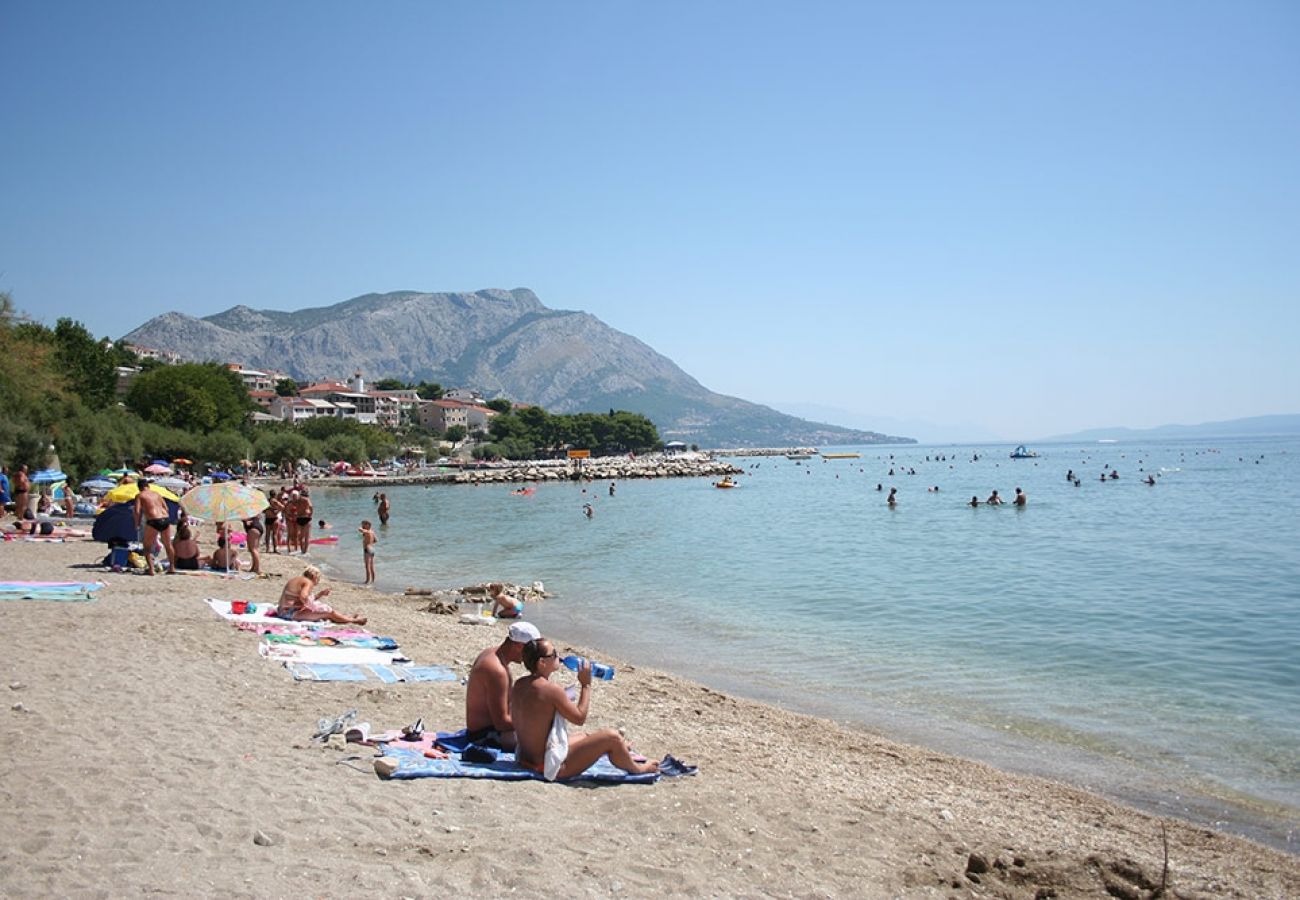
[786,453,814,461]
[821,452,861,460]
[1010,445,1039,459]
[714,478,738,489]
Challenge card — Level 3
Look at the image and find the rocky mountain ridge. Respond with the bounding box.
[122,289,913,447]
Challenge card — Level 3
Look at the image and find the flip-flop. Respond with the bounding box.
[659,754,698,776]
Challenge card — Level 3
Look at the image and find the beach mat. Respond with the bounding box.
[0,581,103,601]
[205,593,295,621]
[379,743,660,784]
[259,643,407,665]
[174,569,258,580]
[286,663,458,683]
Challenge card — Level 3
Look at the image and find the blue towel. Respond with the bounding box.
[380,743,661,784]
[286,663,458,683]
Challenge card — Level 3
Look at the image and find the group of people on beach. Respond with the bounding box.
[269,565,657,779]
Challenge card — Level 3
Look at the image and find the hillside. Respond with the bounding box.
[1039,414,1300,443]
[122,289,914,448]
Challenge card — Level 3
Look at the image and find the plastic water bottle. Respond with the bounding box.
[560,654,615,680]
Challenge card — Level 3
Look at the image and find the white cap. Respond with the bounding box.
[507,621,540,644]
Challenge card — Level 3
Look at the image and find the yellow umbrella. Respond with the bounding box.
[104,482,181,504]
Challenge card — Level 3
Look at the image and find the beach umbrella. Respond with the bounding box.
[152,476,190,494]
[80,477,116,494]
[144,463,172,475]
[209,472,233,481]
[32,469,68,484]
[180,481,268,524]
[104,481,181,504]
[172,458,193,466]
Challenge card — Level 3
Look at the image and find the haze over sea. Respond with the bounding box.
[308,436,1299,849]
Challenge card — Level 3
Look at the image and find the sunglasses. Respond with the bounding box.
[537,649,557,660]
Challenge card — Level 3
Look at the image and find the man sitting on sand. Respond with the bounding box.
[464,621,539,749]
[276,565,367,625]
[511,637,659,779]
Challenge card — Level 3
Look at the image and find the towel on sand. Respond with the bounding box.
[0,581,103,601]
[378,743,660,784]
[286,663,457,683]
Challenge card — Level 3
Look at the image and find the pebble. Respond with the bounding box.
[9,682,24,690]
[939,809,954,821]
[253,830,273,847]
[12,702,29,713]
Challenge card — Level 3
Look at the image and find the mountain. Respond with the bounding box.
[121,289,915,448]
[766,401,1005,444]
[1039,414,1300,443]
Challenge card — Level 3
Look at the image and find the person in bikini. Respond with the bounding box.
[294,488,313,553]
[510,637,658,779]
[263,490,283,553]
[242,514,264,574]
[464,621,539,750]
[276,565,366,625]
[132,479,175,574]
[172,522,202,570]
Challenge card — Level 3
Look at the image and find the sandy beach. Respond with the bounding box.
[2,538,1296,899]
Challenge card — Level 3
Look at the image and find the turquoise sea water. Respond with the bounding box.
[306,436,1299,849]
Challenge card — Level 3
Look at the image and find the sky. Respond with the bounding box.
[3,2,1298,441]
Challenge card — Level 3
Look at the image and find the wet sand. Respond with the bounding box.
[2,539,1297,898]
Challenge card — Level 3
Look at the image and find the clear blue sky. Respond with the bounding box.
[3,2,1297,440]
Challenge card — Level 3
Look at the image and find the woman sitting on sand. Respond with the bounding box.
[172,522,202,570]
[276,565,367,625]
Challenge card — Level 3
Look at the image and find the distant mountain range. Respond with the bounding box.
[121,289,915,448]
[1039,414,1300,443]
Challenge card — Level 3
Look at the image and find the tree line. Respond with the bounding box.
[0,294,662,482]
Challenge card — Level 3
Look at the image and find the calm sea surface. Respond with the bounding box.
[307,436,1300,849]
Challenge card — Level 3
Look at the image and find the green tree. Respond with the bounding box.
[200,431,252,469]
[372,378,410,391]
[414,381,443,400]
[52,318,119,409]
[485,397,512,414]
[253,430,310,470]
[297,415,360,441]
[126,363,253,432]
[322,433,367,464]
[444,424,467,443]
[274,378,299,397]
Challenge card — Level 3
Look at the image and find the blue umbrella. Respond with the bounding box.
[32,469,68,484]
[91,499,181,544]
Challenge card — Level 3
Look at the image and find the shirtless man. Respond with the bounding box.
[276,565,366,625]
[511,637,658,780]
[464,621,539,750]
[10,464,30,525]
[133,479,175,574]
[376,493,390,525]
[986,489,1004,505]
[1013,487,1027,507]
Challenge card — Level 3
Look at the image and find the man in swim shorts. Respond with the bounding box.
[464,621,539,750]
[133,479,175,575]
[510,637,658,779]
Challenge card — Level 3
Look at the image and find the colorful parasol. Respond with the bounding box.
[179,481,268,524]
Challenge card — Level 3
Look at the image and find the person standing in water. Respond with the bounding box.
[359,519,377,585]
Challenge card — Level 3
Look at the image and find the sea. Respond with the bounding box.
[304,435,1300,850]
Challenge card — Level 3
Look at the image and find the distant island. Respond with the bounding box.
[1039,413,1300,443]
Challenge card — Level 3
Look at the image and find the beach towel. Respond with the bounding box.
[0,580,103,601]
[262,632,400,651]
[258,642,408,665]
[204,598,303,624]
[285,663,457,683]
[378,743,660,784]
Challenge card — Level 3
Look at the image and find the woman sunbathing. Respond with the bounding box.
[277,565,366,625]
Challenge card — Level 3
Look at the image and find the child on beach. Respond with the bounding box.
[359,520,377,585]
[490,582,523,618]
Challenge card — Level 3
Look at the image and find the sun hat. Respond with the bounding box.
[507,621,540,643]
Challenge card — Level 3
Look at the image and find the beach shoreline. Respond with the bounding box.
[2,539,1298,897]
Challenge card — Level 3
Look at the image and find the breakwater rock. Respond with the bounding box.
[284,454,743,489]
[445,456,743,485]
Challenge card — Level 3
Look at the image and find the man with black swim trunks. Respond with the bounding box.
[133,479,175,575]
